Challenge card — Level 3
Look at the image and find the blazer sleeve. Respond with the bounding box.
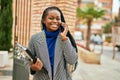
[27,36,36,75]
[62,38,78,65]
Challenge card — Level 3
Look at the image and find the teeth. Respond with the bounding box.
[52,24,57,25]
[52,24,57,26]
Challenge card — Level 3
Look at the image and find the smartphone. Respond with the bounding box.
[59,23,64,32]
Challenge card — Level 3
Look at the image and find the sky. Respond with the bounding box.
[112,0,120,13]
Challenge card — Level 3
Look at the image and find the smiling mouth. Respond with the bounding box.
[51,24,58,27]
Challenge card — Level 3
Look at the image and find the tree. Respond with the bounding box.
[0,0,13,51]
[77,4,105,50]
[103,22,112,33]
[75,0,82,27]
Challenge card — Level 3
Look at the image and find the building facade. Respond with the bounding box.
[98,0,113,22]
[12,0,77,46]
[76,0,113,40]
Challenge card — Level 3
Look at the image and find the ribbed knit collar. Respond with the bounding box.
[44,26,60,38]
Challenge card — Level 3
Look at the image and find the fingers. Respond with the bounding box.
[60,22,69,41]
[30,58,43,71]
[61,22,69,35]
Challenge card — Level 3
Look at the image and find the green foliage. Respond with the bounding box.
[112,16,120,26]
[76,4,105,50]
[0,0,13,51]
[0,0,1,5]
[103,22,112,33]
[105,36,111,43]
[77,4,106,21]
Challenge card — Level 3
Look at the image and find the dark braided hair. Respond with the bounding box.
[41,6,78,53]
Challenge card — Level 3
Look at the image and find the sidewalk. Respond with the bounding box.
[0,50,120,80]
[0,52,13,80]
[72,53,120,80]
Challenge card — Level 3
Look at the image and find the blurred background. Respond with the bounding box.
[0,0,120,80]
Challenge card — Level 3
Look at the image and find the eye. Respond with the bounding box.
[56,18,60,20]
[49,17,54,20]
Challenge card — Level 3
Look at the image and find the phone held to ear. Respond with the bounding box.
[59,23,64,32]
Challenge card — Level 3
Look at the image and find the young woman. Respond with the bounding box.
[28,6,78,80]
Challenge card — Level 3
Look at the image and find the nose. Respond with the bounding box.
[53,19,57,23]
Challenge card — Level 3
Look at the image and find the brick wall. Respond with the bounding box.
[12,0,77,46]
[31,0,77,35]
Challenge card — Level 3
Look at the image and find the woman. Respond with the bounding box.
[28,6,78,80]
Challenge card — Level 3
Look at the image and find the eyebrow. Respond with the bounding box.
[48,15,60,18]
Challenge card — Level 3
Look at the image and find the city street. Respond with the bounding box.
[0,42,120,80]
[72,41,120,80]
[0,0,119,80]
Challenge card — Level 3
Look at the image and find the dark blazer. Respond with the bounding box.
[28,31,78,80]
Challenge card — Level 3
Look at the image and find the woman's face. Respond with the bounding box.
[43,10,61,32]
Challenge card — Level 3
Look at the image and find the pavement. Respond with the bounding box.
[72,53,120,80]
[0,44,120,80]
[72,41,120,80]
[0,52,13,80]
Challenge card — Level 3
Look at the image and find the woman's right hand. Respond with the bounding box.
[60,22,69,41]
[30,58,43,71]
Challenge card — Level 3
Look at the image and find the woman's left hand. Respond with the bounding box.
[60,22,69,41]
[30,58,43,71]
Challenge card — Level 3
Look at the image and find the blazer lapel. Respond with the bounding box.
[35,31,52,79]
[54,35,62,75]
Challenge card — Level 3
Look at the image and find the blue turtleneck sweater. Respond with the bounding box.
[44,27,60,77]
